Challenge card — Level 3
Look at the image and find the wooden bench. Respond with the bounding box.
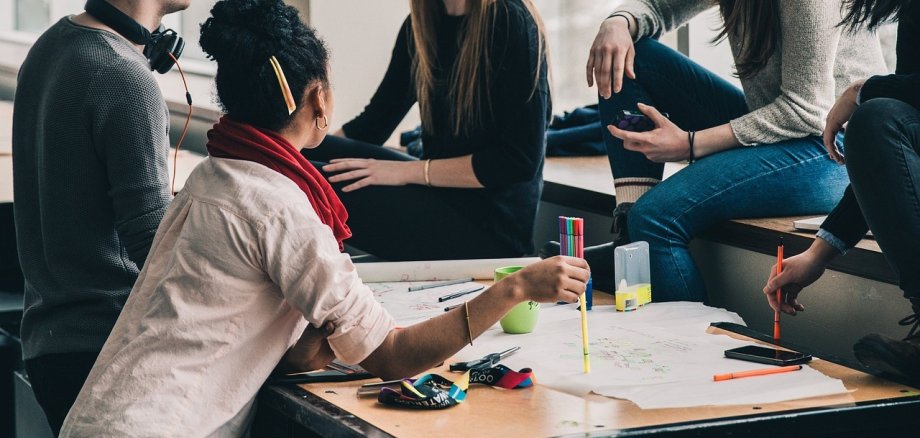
[541,156,894,285]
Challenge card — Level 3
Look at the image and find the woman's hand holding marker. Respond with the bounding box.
[762,239,839,315]
[508,256,591,304]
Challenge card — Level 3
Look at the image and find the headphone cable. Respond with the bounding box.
[168,52,193,195]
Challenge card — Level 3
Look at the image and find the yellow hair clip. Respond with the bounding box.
[268,55,297,115]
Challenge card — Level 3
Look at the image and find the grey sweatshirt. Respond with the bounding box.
[12,18,172,360]
[617,0,887,145]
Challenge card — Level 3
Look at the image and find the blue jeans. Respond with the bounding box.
[599,38,850,302]
[846,99,920,299]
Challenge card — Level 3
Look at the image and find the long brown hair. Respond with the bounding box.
[840,0,911,31]
[410,0,548,136]
[713,0,780,79]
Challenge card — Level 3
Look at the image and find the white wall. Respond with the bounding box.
[686,7,740,88]
[534,0,625,113]
[309,1,418,143]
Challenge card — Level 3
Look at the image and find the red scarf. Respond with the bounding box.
[206,117,351,250]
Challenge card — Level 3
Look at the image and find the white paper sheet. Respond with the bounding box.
[356,258,540,282]
[369,281,487,325]
[444,302,849,408]
[596,365,850,409]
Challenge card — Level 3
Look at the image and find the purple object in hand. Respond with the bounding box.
[614,109,668,132]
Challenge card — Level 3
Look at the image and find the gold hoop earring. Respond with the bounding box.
[315,115,329,130]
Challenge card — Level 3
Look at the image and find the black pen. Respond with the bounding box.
[408,277,474,292]
[437,285,485,302]
[444,303,462,312]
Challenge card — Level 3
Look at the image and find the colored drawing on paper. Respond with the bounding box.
[408,302,442,312]
[560,337,671,375]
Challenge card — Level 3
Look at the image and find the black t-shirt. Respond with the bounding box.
[343,0,550,255]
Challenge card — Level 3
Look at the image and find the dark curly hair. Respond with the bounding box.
[200,0,329,131]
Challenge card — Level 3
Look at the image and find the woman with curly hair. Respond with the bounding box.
[58,1,587,436]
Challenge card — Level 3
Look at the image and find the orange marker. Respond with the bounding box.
[774,238,784,342]
[713,365,802,382]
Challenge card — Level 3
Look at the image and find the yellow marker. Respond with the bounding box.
[579,294,591,373]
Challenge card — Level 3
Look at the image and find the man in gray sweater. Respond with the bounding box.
[12,0,187,432]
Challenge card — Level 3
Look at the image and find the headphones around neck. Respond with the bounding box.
[84,0,185,74]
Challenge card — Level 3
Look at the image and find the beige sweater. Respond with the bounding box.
[617,0,887,145]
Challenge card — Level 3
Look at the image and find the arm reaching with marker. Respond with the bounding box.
[763,238,839,315]
[279,256,589,380]
[363,256,589,380]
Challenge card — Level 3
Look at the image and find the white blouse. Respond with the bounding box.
[61,157,395,437]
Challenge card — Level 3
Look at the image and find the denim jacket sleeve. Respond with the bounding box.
[819,185,870,254]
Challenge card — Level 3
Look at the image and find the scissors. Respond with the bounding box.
[449,347,520,372]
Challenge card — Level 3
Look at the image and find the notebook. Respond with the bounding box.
[792,216,873,237]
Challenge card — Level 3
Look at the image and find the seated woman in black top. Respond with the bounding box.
[303,0,550,261]
[764,0,920,382]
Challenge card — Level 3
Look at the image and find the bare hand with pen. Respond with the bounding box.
[763,239,839,315]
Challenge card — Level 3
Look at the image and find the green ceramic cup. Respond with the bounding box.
[497,266,540,334]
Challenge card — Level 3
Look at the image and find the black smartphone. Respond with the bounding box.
[724,345,812,366]
[613,109,669,132]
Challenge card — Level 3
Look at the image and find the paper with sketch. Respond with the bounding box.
[596,365,849,409]
[447,302,849,408]
[369,281,487,325]
[356,258,540,282]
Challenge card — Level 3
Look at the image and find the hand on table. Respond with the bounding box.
[608,103,689,163]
